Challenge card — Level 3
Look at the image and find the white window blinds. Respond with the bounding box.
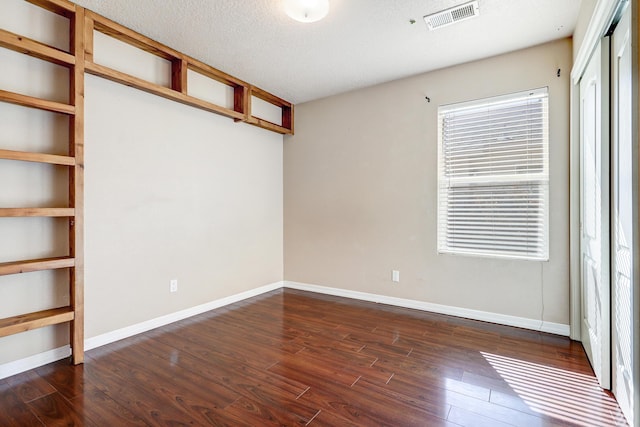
[437,88,549,260]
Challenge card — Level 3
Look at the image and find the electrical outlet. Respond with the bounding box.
[170,279,178,293]
[392,270,400,283]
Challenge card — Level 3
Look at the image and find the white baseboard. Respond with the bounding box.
[0,281,283,379]
[283,281,570,336]
[1,278,570,380]
[0,345,71,380]
[85,281,283,350]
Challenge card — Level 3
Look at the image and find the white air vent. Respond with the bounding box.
[424,1,480,31]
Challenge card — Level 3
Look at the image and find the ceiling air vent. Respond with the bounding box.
[424,1,480,31]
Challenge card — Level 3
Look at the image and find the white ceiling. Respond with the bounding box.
[71,0,582,104]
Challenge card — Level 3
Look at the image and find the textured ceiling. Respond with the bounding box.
[70,0,582,104]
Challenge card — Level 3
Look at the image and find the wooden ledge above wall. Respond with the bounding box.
[80,4,294,135]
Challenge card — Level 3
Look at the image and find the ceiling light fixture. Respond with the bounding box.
[283,0,330,23]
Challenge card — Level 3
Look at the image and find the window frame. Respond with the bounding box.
[436,87,550,261]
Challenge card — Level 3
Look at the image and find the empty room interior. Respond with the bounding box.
[0,0,639,425]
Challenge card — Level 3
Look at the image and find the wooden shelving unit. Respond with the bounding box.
[1,0,295,367]
[245,85,294,135]
[84,10,294,135]
[0,0,84,364]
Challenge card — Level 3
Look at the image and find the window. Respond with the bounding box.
[437,88,549,260]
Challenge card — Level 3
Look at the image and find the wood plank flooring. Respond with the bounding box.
[0,289,629,426]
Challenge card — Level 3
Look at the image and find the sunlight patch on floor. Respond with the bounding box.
[482,352,625,427]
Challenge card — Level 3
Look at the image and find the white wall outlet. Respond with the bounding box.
[392,270,400,282]
[170,279,178,293]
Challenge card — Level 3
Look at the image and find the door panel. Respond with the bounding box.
[611,6,634,424]
[580,39,610,389]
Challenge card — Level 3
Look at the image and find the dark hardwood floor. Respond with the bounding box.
[0,289,629,426]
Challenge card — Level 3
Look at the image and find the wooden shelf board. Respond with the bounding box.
[89,12,179,61]
[0,208,75,217]
[246,116,292,135]
[0,29,75,67]
[25,0,75,18]
[250,86,292,109]
[0,307,74,338]
[0,149,75,166]
[85,61,245,121]
[0,90,75,115]
[0,256,75,276]
[187,57,246,88]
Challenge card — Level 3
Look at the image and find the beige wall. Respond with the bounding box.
[0,0,283,365]
[284,39,573,326]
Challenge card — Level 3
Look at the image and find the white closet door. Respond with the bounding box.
[611,6,634,425]
[580,39,611,389]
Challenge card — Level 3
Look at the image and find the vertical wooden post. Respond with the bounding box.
[70,4,85,365]
[282,105,294,135]
[84,13,94,63]
[171,57,188,94]
[234,85,250,121]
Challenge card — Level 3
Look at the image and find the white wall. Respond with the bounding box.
[84,75,283,338]
[284,39,573,327]
[0,0,283,365]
